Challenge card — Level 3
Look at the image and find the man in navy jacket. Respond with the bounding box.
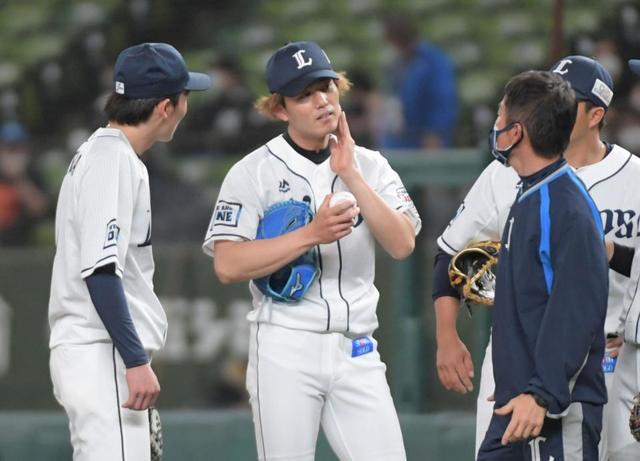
[477,71,609,461]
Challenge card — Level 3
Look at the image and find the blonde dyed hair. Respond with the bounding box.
[255,72,352,120]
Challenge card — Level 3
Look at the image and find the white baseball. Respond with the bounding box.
[329,191,358,225]
[329,191,357,208]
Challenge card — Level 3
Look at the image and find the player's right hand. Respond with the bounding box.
[436,335,474,394]
[123,363,161,411]
[496,394,546,445]
[307,195,359,244]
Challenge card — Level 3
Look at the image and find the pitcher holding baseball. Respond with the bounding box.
[203,41,421,461]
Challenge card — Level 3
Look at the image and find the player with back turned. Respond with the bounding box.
[474,70,609,460]
[48,43,210,460]
[203,41,421,461]
[434,56,640,460]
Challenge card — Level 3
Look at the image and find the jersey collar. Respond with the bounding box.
[94,126,140,161]
[265,135,331,179]
[572,144,631,190]
[283,131,331,165]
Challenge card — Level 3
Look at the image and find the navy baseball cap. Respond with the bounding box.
[113,43,211,99]
[629,59,640,76]
[265,41,339,97]
[550,55,614,110]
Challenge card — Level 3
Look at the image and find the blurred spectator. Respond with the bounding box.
[593,38,624,86]
[0,121,50,246]
[175,54,280,156]
[611,81,640,153]
[380,14,458,150]
[341,69,382,147]
[144,150,215,243]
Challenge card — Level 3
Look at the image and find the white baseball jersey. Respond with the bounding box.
[203,134,421,335]
[48,127,167,352]
[578,145,640,335]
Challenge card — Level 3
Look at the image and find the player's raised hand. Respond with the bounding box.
[307,194,359,244]
[123,363,161,411]
[495,393,546,445]
[329,111,358,181]
[436,335,474,394]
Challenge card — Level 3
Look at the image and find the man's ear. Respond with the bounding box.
[513,121,524,142]
[155,98,173,119]
[589,107,605,129]
[272,103,289,123]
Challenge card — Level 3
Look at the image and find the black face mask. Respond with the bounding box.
[488,121,522,166]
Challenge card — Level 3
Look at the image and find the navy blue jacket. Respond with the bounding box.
[492,158,608,416]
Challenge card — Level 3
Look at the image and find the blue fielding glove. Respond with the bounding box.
[253,200,318,303]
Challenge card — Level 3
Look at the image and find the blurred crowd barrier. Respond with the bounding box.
[0,410,475,460]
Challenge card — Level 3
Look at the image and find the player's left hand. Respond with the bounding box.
[329,111,359,182]
[495,393,546,445]
[606,334,623,358]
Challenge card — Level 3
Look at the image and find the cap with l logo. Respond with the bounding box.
[550,55,614,110]
[265,41,339,97]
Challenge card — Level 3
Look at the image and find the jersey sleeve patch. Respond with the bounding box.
[395,186,421,232]
[396,187,417,212]
[212,201,242,228]
[103,219,120,249]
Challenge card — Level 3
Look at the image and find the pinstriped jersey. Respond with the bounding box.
[48,127,167,351]
[492,159,608,416]
[438,145,640,335]
[202,134,421,335]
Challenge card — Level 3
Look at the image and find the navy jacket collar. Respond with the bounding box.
[519,157,566,195]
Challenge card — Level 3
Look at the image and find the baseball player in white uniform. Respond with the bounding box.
[203,41,421,461]
[48,43,209,460]
[433,56,640,460]
[605,58,640,461]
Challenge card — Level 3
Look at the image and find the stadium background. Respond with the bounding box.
[1,0,639,459]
